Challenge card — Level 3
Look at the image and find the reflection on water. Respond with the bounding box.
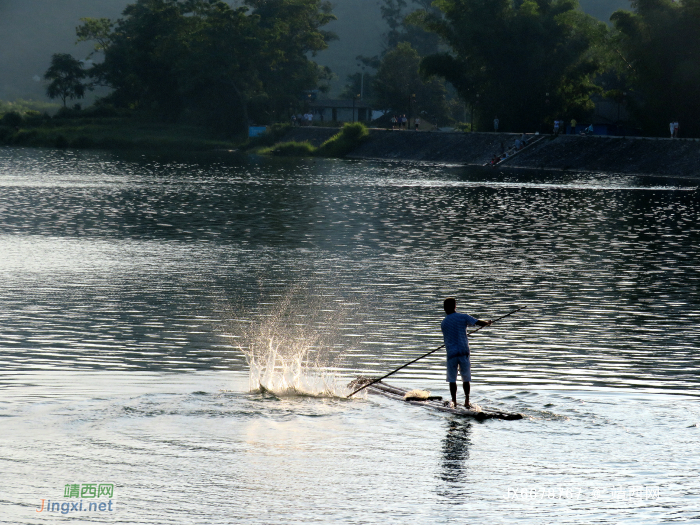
[440,420,472,488]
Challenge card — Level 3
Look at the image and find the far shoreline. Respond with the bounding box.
[3,120,700,181]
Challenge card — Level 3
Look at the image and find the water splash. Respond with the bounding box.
[243,336,352,398]
[231,286,359,398]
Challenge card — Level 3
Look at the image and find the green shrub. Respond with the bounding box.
[316,122,369,158]
[1,111,23,128]
[269,122,292,139]
[54,106,85,119]
[0,126,12,142]
[82,104,127,119]
[55,135,69,148]
[454,122,471,132]
[71,135,95,148]
[11,129,38,144]
[259,140,316,156]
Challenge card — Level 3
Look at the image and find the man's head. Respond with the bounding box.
[444,297,456,314]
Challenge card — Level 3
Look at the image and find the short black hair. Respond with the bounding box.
[444,297,456,314]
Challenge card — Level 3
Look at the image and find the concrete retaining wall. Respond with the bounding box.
[278,127,700,178]
[502,135,700,177]
[348,129,518,165]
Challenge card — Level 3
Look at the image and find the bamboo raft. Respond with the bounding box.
[351,377,523,421]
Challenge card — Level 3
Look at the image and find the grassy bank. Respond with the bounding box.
[0,108,367,155]
[0,111,238,151]
[257,122,369,158]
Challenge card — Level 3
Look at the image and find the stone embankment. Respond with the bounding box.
[347,129,519,165]
[280,127,700,178]
[502,135,700,177]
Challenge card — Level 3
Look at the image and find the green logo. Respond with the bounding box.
[63,484,114,498]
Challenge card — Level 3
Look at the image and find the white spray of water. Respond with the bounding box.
[244,336,350,397]
[232,286,360,398]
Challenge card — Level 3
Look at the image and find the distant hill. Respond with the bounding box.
[0,0,631,102]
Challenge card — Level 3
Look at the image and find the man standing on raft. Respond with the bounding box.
[441,298,492,408]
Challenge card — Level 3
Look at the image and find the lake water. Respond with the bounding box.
[1,146,699,524]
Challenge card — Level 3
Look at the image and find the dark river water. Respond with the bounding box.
[1,146,699,524]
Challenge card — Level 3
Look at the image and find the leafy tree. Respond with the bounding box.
[611,0,700,136]
[411,0,608,131]
[175,2,264,133]
[82,0,197,119]
[44,53,87,107]
[246,0,337,122]
[74,0,337,133]
[373,42,449,124]
[76,17,114,58]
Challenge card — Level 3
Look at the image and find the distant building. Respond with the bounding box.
[309,99,373,124]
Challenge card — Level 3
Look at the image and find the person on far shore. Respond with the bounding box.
[570,119,577,134]
[415,117,420,131]
[494,117,499,132]
[674,121,679,138]
[553,119,560,135]
[441,297,492,409]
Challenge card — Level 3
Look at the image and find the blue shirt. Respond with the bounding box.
[441,312,478,358]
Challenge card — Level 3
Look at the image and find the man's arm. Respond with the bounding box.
[476,319,493,327]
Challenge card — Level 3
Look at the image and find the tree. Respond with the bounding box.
[411,0,608,131]
[611,0,700,136]
[44,53,87,107]
[76,17,114,58]
[245,0,338,122]
[373,42,449,124]
[175,2,264,134]
[74,0,337,132]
